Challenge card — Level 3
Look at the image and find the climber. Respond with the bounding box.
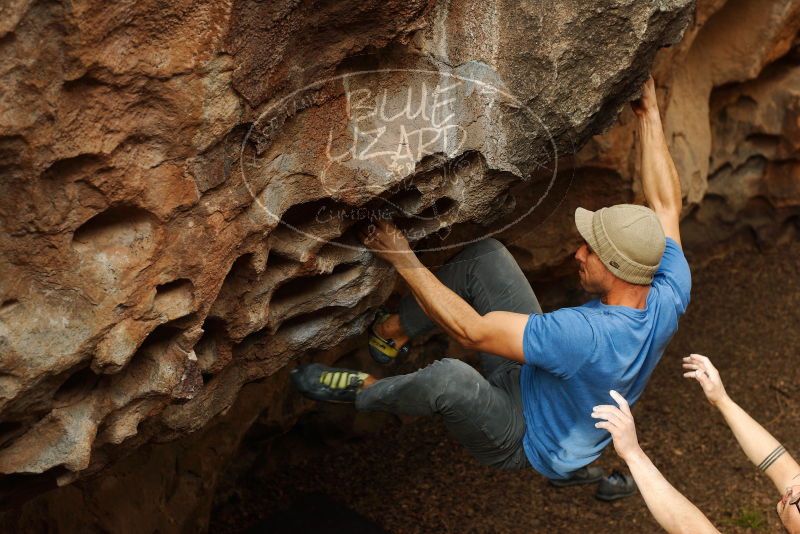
[291,76,691,499]
[592,354,800,533]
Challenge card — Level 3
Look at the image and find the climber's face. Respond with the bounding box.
[575,241,613,294]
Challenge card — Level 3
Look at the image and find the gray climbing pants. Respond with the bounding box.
[355,238,543,469]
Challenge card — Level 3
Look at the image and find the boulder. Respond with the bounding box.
[3,0,799,529]
[0,0,694,497]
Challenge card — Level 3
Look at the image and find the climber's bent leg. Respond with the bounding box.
[356,358,528,469]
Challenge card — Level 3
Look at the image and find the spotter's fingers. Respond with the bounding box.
[591,408,626,427]
[609,390,632,416]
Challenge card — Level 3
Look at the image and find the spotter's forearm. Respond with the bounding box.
[715,396,800,491]
[625,450,719,534]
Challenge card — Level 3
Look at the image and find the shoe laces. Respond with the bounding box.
[319,370,366,390]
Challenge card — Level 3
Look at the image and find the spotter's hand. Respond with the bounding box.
[682,354,728,407]
[358,219,416,268]
[591,390,642,462]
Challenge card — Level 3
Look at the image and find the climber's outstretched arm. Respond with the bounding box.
[632,76,683,247]
[359,220,527,363]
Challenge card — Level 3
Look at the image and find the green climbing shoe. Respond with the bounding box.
[290,363,369,403]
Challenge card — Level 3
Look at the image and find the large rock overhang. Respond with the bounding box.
[0,0,694,497]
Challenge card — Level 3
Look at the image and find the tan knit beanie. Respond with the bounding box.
[574,204,665,285]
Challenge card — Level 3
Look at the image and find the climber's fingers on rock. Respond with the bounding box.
[358,222,393,250]
[641,76,656,101]
[374,218,400,236]
[631,74,658,115]
[358,224,377,245]
[361,219,401,244]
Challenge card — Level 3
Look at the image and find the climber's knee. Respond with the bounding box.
[425,358,485,412]
[461,238,506,259]
[459,238,519,276]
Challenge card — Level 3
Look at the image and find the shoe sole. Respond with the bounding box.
[290,369,357,404]
[594,489,638,501]
[296,389,356,404]
[549,475,604,487]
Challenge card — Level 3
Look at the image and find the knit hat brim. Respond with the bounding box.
[574,206,659,286]
[574,207,598,251]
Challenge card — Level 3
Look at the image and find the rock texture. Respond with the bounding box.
[485,0,800,283]
[0,0,799,531]
[0,0,695,501]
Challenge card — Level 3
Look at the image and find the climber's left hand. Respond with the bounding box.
[631,75,658,118]
[358,219,416,267]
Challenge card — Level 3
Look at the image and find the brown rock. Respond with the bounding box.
[0,0,695,497]
[3,1,796,530]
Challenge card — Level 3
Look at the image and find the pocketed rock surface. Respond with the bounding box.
[1,0,800,530]
[0,0,693,492]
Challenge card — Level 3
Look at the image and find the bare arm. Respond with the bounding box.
[633,76,682,246]
[360,220,527,362]
[398,264,527,361]
[593,391,720,534]
[625,451,720,534]
[684,354,800,491]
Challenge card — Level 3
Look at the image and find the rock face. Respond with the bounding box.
[0,0,695,498]
[3,0,800,531]
[485,0,800,285]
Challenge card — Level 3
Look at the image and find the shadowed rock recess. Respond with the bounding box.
[0,0,797,530]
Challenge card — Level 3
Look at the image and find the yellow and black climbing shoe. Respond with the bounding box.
[290,363,369,403]
[368,307,409,365]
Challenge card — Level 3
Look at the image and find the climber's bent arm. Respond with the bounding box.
[396,259,527,362]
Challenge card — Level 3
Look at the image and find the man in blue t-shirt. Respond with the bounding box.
[292,77,690,495]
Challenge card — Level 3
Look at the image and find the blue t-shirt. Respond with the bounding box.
[520,238,691,479]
